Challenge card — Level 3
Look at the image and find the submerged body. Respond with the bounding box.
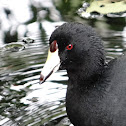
[40,22,126,126]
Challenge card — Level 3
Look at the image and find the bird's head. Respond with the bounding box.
[40,22,105,84]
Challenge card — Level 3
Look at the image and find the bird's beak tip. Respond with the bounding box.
[39,73,45,84]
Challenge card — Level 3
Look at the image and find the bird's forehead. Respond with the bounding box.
[50,31,72,44]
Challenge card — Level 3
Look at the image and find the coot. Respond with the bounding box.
[40,22,126,126]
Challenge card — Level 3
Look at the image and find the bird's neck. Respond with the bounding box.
[67,64,105,88]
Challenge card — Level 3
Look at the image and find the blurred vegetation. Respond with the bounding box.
[54,0,84,21]
[86,0,126,14]
[2,0,126,43]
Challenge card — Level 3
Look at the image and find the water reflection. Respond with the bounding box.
[0,0,126,126]
[0,0,61,45]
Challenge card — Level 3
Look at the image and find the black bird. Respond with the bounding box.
[40,22,126,126]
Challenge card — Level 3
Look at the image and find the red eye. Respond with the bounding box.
[66,44,73,50]
[50,40,58,52]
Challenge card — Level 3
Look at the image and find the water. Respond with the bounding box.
[0,0,126,126]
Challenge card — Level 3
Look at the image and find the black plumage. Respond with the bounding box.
[48,22,126,126]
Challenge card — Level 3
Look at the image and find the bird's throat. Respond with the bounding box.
[67,65,104,88]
